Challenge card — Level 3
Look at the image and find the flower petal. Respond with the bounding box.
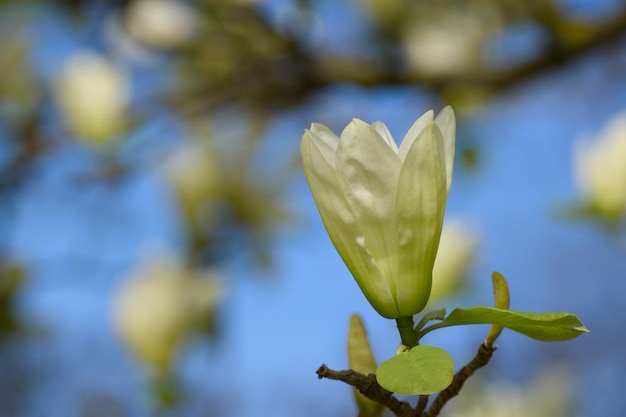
[336,120,403,293]
[434,106,456,193]
[398,110,434,161]
[372,121,399,152]
[302,130,357,236]
[308,123,340,165]
[394,123,447,316]
[301,131,398,318]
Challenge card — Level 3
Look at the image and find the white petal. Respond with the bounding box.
[301,132,398,318]
[307,123,340,166]
[398,110,434,161]
[372,121,399,153]
[394,123,447,316]
[302,132,356,235]
[336,119,402,306]
[434,106,456,193]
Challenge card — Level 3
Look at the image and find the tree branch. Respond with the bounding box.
[424,342,496,417]
[317,8,626,94]
[316,342,496,417]
[316,365,415,417]
[415,395,429,415]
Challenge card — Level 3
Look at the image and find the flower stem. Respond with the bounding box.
[395,316,417,347]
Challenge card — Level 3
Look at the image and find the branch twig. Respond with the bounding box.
[415,395,429,415]
[316,342,497,417]
[316,365,415,417]
[424,342,496,417]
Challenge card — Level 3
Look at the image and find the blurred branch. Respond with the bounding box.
[168,3,626,116]
[320,10,626,93]
[0,113,50,193]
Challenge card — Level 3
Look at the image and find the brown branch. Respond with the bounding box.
[423,342,497,417]
[415,395,429,415]
[316,365,415,417]
[317,342,496,417]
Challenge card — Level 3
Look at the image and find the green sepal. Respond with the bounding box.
[376,345,454,395]
[414,308,447,332]
[347,315,383,417]
[485,271,510,344]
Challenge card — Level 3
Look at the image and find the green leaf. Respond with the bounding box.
[422,307,588,342]
[376,345,453,395]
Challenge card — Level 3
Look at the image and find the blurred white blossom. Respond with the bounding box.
[54,51,128,146]
[574,112,626,220]
[164,139,219,223]
[443,368,573,417]
[125,0,196,49]
[402,12,486,77]
[429,219,478,304]
[114,256,221,369]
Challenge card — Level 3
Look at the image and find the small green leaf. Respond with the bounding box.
[376,345,454,395]
[431,307,588,342]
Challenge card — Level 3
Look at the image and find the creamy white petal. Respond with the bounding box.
[308,123,340,166]
[302,133,356,232]
[434,106,456,193]
[336,119,403,305]
[372,121,399,152]
[394,123,447,316]
[398,109,434,161]
[301,133,398,318]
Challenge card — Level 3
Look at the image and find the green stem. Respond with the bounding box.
[395,316,417,347]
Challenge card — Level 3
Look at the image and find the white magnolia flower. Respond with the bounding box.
[301,107,456,319]
[114,257,220,368]
[574,112,626,219]
[54,51,128,146]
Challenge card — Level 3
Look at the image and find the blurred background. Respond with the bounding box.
[0,0,625,416]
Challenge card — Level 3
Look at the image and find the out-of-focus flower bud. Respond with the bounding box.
[125,0,196,49]
[444,367,572,417]
[429,219,478,304]
[402,11,488,77]
[574,112,626,221]
[164,139,219,225]
[301,107,456,319]
[114,257,221,369]
[54,51,128,147]
[347,314,383,417]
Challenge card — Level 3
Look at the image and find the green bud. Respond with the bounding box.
[347,314,383,417]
